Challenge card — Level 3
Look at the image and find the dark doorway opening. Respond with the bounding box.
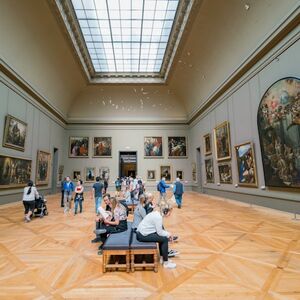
[51,148,59,194]
[119,151,137,178]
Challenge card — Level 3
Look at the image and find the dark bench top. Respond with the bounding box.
[130,231,157,250]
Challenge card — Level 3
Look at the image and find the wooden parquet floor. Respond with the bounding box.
[0,191,300,299]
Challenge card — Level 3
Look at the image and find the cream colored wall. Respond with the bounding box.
[169,0,299,117]
[68,85,187,123]
[0,0,85,116]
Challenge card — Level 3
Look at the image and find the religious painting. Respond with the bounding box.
[192,162,197,182]
[205,158,214,183]
[93,137,112,157]
[3,115,27,151]
[144,137,163,158]
[257,77,300,188]
[147,170,156,181]
[0,155,31,189]
[218,162,232,184]
[69,137,89,157]
[36,150,51,186]
[235,142,258,187]
[176,170,183,180]
[204,133,212,156]
[99,167,110,181]
[73,170,81,181]
[214,121,231,161]
[160,165,171,182]
[168,136,187,158]
[85,167,95,182]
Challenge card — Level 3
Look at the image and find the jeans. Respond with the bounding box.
[136,232,169,261]
[64,191,72,212]
[95,196,102,213]
[159,192,166,204]
[74,199,83,214]
[175,194,182,206]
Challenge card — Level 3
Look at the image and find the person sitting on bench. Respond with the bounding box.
[132,194,147,230]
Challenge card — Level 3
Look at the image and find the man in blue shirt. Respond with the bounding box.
[63,176,74,213]
[92,176,104,213]
[158,177,170,204]
[173,178,184,208]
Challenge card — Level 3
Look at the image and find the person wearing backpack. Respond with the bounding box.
[158,177,170,204]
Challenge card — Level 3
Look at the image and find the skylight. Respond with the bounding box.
[71,0,179,73]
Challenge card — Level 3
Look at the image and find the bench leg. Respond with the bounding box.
[126,252,130,273]
[154,251,158,273]
[131,252,134,272]
[102,253,106,273]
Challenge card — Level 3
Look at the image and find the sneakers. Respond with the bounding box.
[160,257,173,264]
[163,261,177,269]
[24,216,31,223]
[168,249,180,257]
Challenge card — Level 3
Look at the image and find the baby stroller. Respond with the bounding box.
[33,195,49,218]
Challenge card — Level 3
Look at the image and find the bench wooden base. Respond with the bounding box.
[130,249,158,272]
[102,249,130,273]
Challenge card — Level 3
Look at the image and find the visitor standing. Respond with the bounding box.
[92,176,104,214]
[173,178,184,208]
[63,176,74,213]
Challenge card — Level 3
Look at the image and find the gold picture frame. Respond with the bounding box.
[176,170,183,180]
[84,167,95,182]
[147,170,156,181]
[214,121,231,161]
[168,136,187,158]
[36,150,51,186]
[144,136,163,158]
[160,165,171,182]
[203,133,212,156]
[93,137,112,157]
[69,137,89,158]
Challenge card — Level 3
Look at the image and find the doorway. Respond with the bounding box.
[196,147,203,192]
[119,151,137,178]
[51,148,59,194]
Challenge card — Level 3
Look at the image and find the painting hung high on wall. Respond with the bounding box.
[218,162,232,184]
[0,155,31,189]
[176,170,183,180]
[69,137,89,157]
[3,115,27,151]
[168,136,187,158]
[257,77,300,188]
[160,165,171,182]
[93,137,112,157]
[147,170,156,181]
[214,121,231,161]
[205,158,214,183]
[204,133,212,156]
[85,167,95,182]
[235,142,258,187]
[99,167,110,181]
[144,137,163,157]
[36,150,51,186]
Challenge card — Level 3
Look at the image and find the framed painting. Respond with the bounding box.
[176,170,183,180]
[214,121,231,161]
[144,137,163,158]
[218,162,232,184]
[73,170,81,181]
[85,167,95,182]
[147,170,156,181]
[192,162,197,182]
[69,137,89,157]
[0,155,31,189]
[235,142,258,187]
[204,133,212,156]
[99,167,110,181]
[168,136,187,158]
[205,158,214,183]
[93,137,112,157]
[3,115,27,151]
[36,150,51,186]
[160,165,171,182]
[257,77,300,188]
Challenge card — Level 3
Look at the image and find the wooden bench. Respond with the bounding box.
[102,223,132,273]
[130,231,158,272]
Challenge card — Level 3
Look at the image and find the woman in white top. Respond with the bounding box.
[22,180,39,222]
[136,203,176,269]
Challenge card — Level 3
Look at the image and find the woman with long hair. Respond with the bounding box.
[22,180,39,222]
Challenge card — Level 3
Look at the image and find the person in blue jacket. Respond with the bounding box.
[63,176,74,213]
[173,178,184,208]
[158,177,170,204]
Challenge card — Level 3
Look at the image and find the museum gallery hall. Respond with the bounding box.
[0,0,299,299]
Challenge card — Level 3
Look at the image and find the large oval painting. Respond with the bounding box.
[257,77,300,188]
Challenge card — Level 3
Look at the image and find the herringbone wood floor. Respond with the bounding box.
[0,191,299,299]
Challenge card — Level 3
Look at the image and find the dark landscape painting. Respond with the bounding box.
[257,77,300,188]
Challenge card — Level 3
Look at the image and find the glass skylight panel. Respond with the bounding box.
[72,0,179,73]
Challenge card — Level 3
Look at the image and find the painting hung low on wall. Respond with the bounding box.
[85,167,95,182]
[160,165,171,182]
[93,137,112,157]
[99,167,110,181]
[204,133,212,156]
[176,170,183,180]
[258,77,300,188]
[235,142,258,187]
[3,115,27,151]
[73,170,81,181]
[147,170,156,181]
[36,150,51,186]
[69,137,89,157]
[168,136,187,158]
[205,158,214,183]
[214,121,231,161]
[0,155,31,189]
[218,162,232,184]
[144,137,163,157]
[192,162,196,182]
